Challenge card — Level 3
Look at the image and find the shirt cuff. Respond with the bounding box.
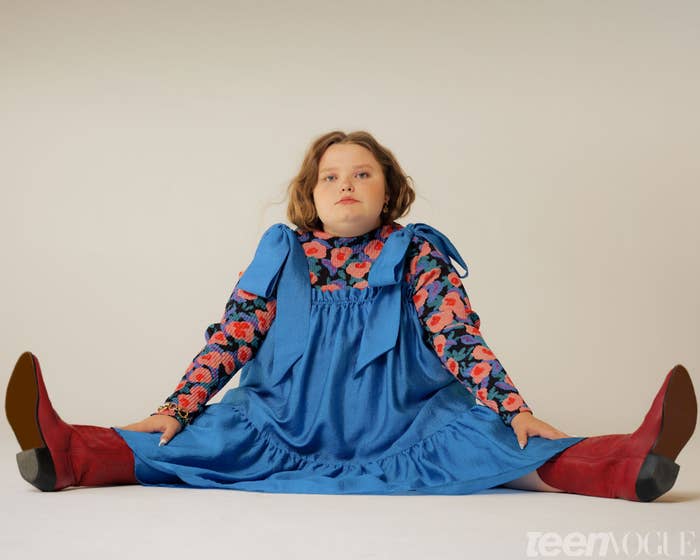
[499,406,533,427]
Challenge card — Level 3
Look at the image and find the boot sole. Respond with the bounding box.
[5,351,57,491]
[636,364,697,502]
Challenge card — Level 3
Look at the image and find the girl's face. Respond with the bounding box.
[313,143,389,237]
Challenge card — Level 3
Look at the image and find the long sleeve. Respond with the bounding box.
[151,269,277,427]
[405,237,533,426]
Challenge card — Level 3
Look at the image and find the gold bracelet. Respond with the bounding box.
[156,402,190,421]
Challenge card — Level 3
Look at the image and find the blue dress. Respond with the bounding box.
[113,222,585,494]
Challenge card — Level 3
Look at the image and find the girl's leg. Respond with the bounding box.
[499,470,564,492]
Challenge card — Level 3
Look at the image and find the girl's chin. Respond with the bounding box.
[322,216,381,235]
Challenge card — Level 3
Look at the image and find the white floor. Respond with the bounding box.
[0,438,698,560]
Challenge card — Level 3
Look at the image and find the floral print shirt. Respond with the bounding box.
[152,221,532,428]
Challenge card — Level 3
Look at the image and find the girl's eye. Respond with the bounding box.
[323,172,370,182]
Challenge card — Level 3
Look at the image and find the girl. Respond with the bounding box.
[6,130,697,500]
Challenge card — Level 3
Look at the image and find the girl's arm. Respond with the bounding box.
[151,269,277,428]
[406,236,532,427]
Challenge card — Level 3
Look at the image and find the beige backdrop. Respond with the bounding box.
[1,0,698,449]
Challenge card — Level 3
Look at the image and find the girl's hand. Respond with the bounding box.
[510,412,570,449]
[117,415,183,446]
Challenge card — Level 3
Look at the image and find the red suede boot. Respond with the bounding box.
[5,351,139,491]
[537,364,697,502]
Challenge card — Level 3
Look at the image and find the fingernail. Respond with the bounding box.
[519,442,524,449]
[159,438,167,446]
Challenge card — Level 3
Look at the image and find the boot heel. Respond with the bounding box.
[636,452,680,502]
[17,447,57,492]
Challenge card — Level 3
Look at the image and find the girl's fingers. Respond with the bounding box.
[546,425,569,438]
[117,420,164,433]
[543,428,570,439]
[158,422,183,446]
[159,430,175,446]
[514,427,528,449]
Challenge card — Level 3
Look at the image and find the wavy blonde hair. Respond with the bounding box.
[285,130,416,232]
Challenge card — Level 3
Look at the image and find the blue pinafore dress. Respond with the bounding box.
[113,223,585,494]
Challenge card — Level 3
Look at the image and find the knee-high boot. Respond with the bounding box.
[536,364,697,502]
[5,351,139,491]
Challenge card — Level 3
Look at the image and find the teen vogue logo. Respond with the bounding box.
[526,530,696,557]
